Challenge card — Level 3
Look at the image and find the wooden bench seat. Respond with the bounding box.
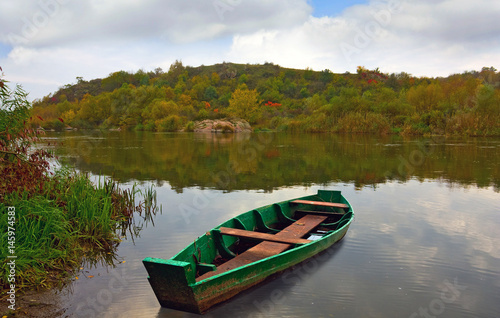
[218,227,312,245]
[196,214,327,281]
[291,200,348,209]
[295,209,345,216]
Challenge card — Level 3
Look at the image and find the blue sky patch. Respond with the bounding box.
[0,43,12,59]
[311,0,369,17]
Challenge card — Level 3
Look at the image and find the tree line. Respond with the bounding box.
[30,62,500,136]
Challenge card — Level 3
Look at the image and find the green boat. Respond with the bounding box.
[143,189,354,314]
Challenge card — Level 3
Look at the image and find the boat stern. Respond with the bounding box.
[142,257,202,314]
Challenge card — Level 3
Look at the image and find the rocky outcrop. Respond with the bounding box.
[193,119,252,133]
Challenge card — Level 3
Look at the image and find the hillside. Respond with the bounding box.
[30,62,500,136]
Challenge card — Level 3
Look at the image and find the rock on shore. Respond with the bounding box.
[193,119,252,133]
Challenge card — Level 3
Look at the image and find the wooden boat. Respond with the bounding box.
[143,189,353,314]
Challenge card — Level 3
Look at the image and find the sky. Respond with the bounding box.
[0,0,499,101]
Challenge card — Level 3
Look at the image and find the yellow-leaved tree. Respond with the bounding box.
[225,84,262,124]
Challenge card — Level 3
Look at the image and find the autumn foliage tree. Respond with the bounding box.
[225,84,262,124]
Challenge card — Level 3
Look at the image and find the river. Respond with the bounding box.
[42,131,499,318]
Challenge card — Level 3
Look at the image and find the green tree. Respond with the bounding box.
[174,79,186,95]
[226,85,262,124]
[238,73,249,84]
[303,67,315,80]
[475,84,499,115]
[167,60,185,85]
[300,87,310,98]
[155,115,183,132]
[320,69,333,84]
[135,69,150,86]
[142,99,179,122]
[210,72,220,85]
[204,86,218,100]
[77,93,99,124]
[101,70,131,92]
[407,82,444,112]
[304,94,327,113]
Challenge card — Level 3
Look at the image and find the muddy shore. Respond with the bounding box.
[1,289,67,318]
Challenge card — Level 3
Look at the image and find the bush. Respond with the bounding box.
[392,115,409,127]
[184,121,195,132]
[401,121,430,135]
[421,110,446,131]
[41,118,65,131]
[475,84,498,116]
[269,116,287,130]
[155,115,183,132]
[446,112,500,136]
[144,121,156,131]
[196,109,209,120]
[336,112,390,134]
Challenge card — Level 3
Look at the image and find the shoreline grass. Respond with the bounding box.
[0,170,158,292]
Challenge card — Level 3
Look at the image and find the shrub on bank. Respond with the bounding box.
[336,113,391,134]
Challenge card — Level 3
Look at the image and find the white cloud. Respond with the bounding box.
[0,0,312,47]
[0,0,499,100]
[229,0,500,75]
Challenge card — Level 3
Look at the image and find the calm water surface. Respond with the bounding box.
[43,132,499,318]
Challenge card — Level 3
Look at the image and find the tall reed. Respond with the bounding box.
[0,170,159,291]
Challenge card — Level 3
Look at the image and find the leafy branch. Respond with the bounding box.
[1,68,53,198]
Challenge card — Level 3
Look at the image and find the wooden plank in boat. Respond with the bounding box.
[295,209,345,216]
[196,214,327,281]
[219,227,312,245]
[291,200,348,209]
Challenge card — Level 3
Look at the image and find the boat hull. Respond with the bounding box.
[195,224,349,313]
[143,190,353,314]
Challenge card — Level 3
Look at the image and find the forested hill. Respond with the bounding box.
[30,62,500,136]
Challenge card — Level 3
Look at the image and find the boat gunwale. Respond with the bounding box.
[191,213,353,285]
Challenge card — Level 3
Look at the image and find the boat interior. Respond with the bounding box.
[172,190,353,281]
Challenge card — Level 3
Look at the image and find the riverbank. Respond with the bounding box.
[0,75,157,318]
[0,171,157,317]
[1,288,66,318]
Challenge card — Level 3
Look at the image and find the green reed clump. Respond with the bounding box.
[0,192,80,289]
[62,174,115,246]
[0,170,158,291]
